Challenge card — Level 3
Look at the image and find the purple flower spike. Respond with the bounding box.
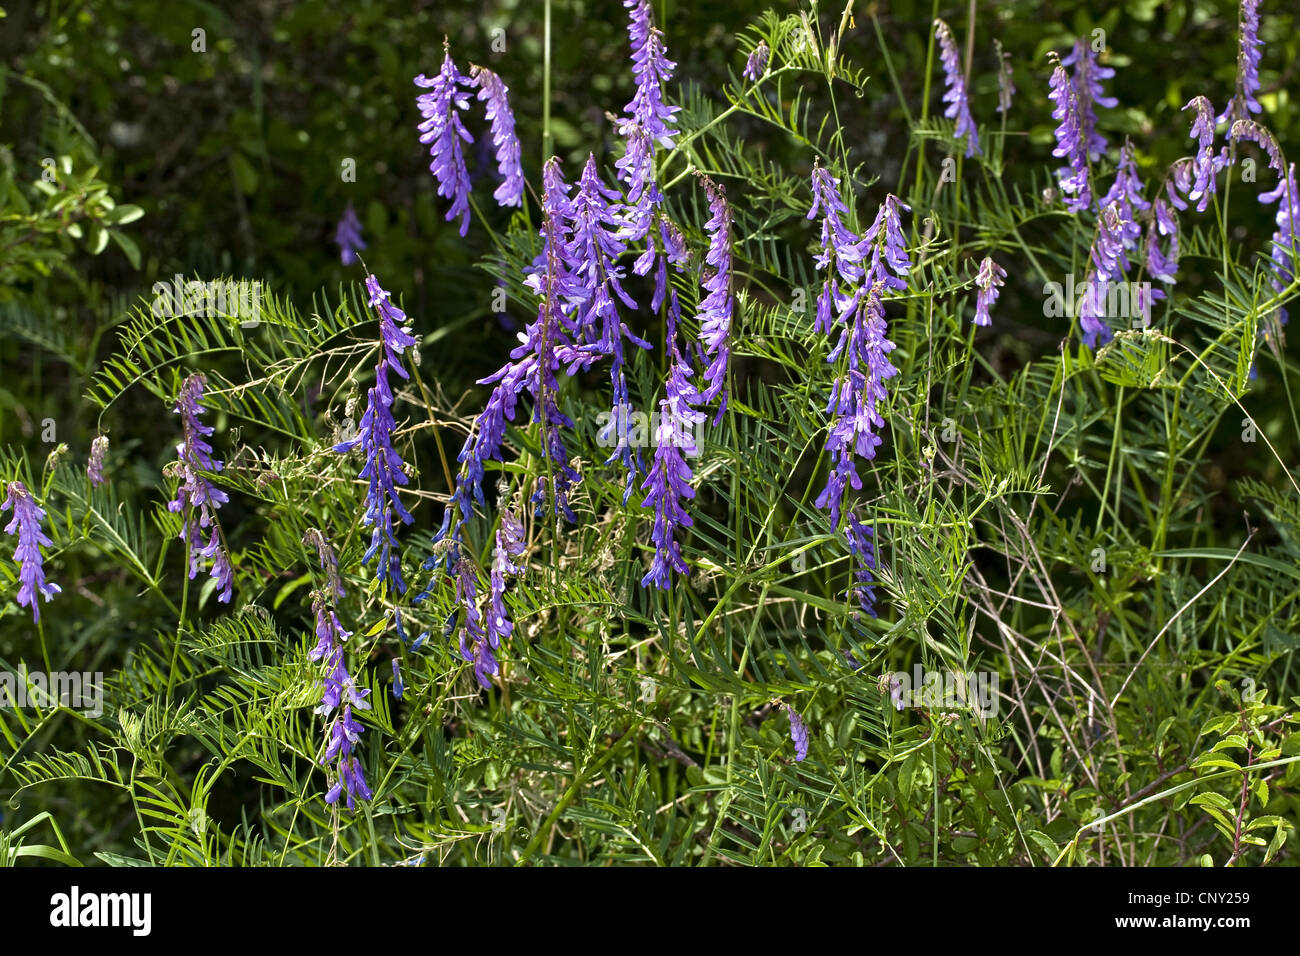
[471,65,524,209]
[1061,38,1116,161]
[1,481,61,622]
[310,595,372,810]
[1231,120,1283,178]
[743,39,770,82]
[640,293,704,589]
[621,0,678,159]
[1099,141,1148,271]
[810,188,910,529]
[335,202,367,266]
[334,275,418,594]
[415,40,474,237]
[934,20,980,158]
[616,0,678,241]
[808,164,866,336]
[994,39,1015,114]
[1260,163,1299,327]
[1146,200,1181,285]
[1219,0,1264,129]
[86,435,109,487]
[973,256,1007,327]
[1048,54,1092,213]
[1183,96,1223,213]
[487,508,525,663]
[845,512,879,619]
[453,557,497,689]
[786,706,809,762]
[698,176,734,422]
[169,373,234,603]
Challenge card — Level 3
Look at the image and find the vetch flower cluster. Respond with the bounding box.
[1183,96,1224,213]
[1146,197,1181,286]
[168,373,233,603]
[640,294,704,589]
[1048,52,1092,213]
[415,40,474,237]
[566,155,651,502]
[845,511,878,619]
[486,508,525,665]
[333,275,418,594]
[743,40,769,82]
[335,202,366,266]
[616,0,678,241]
[697,175,734,422]
[1260,162,1298,327]
[973,256,1007,327]
[809,176,910,529]
[86,435,108,487]
[1,480,61,622]
[309,594,372,810]
[1061,38,1116,161]
[1219,0,1263,129]
[786,705,809,762]
[934,20,980,158]
[471,65,525,209]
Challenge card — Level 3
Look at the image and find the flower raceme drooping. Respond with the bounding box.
[309,595,373,810]
[335,202,367,266]
[1219,0,1264,129]
[1260,162,1299,327]
[1231,120,1284,179]
[470,65,524,209]
[567,155,651,502]
[1048,53,1092,213]
[1076,200,1135,347]
[934,19,980,158]
[743,39,770,82]
[453,557,497,688]
[168,373,234,603]
[1100,141,1150,267]
[1183,96,1225,213]
[486,508,525,660]
[697,175,734,422]
[1061,39,1116,161]
[618,0,679,302]
[808,164,865,335]
[810,187,911,528]
[334,275,418,594]
[786,705,809,763]
[86,435,109,487]
[640,293,704,590]
[427,160,598,575]
[1,481,61,622]
[1146,198,1181,285]
[845,511,879,619]
[616,0,677,221]
[415,40,474,237]
[973,256,1007,327]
